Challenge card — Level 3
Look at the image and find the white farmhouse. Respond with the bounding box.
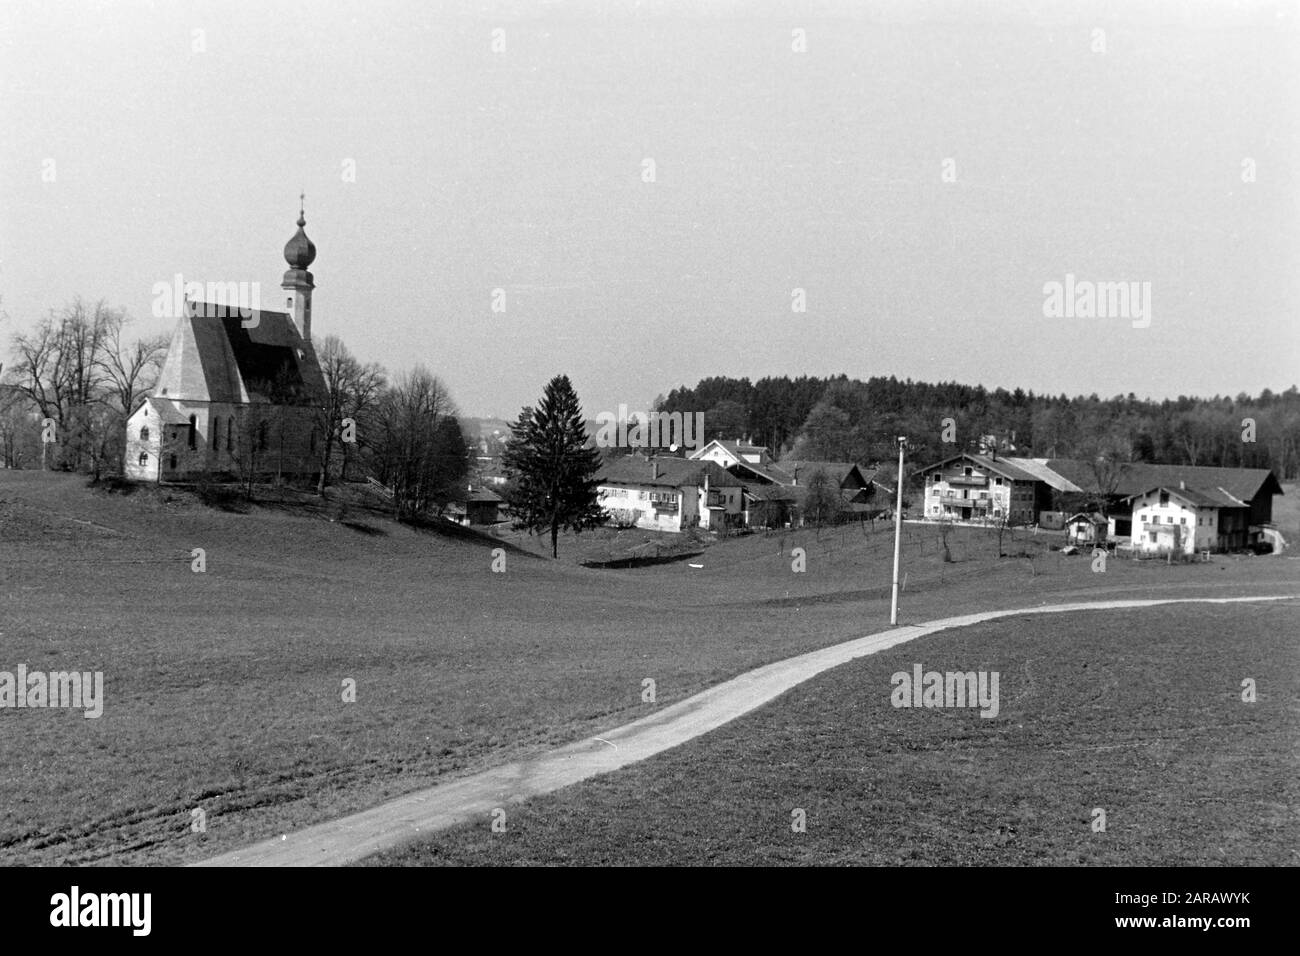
[1126,484,1234,555]
[595,456,743,532]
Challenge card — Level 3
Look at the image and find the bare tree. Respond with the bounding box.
[937,516,955,563]
[369,366,470,519]
[802,468,842,533]
[97,313,167,417]
[5,298,136,470]
[312,335,386,494]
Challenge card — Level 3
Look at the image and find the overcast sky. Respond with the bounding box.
[2,0,1297,419]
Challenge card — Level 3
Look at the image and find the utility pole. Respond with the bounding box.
[890,435,907,625]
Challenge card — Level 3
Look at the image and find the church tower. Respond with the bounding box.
[281,195,316,341]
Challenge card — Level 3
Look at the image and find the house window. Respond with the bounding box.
[964,467,973,477]
[138,452,148,466]
[994,477,1003,486]
[1159,491,1169,506]
[1149,532,1157,543]
[212,416,220,451]
[140,426,150,441]
[1180,517,1186,525]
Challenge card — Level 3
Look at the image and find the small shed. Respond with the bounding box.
[1065,511,1107,545]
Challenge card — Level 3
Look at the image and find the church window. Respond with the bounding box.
[212,416,220,451]
[138,452,148,466]
[169,454,177,469]
[310,428,317,452]
[140,426,150,441]
[188,415,197,449]
[227,418,233,450]
[257,422,268,451]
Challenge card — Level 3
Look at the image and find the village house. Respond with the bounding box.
[1127,482,1250,555]
[718,450,886,528]
[915,453,1284,553]
[916,453,1069,525]
[1043,459,1283,550]
[445,485,505,526]
[689,438,772,468]
[1065,512,1107,545]
[595,456,743,532]
[125,206,326,483]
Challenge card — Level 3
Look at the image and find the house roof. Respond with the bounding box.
[1125,484,1238,508]
[690,438,770,462]
[915,452,1043,484]
[1066,511,1107,524]
[153,308,326,406]
[999,457,1082,492]
[1047,459,1282,503]
[727,459,795,485]
[452,486,503,504]
[744,483,800,502]
[779,460,875,487]
[596,456,739,489]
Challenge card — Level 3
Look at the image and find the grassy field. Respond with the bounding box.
[1,470,1295,865]
[368,602,1300,866]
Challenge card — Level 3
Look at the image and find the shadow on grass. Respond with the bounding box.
[397,513,543,560]
[341,520,386,536]
[581,550,706,570]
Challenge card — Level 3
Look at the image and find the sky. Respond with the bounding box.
[2,0,1297,419]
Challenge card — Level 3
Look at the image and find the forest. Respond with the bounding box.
[653,375,1300,479]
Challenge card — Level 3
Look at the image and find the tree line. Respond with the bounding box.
[655,374,1300,478]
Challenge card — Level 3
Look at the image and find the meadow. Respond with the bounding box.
[369,601,1299,866]
[1,471,1295,865]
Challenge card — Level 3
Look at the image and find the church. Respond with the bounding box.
[125,207,327,483]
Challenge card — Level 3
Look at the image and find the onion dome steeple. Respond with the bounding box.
[281,192,316,342]
[284,193,317,271]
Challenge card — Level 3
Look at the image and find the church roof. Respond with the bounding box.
[153,307,325,406]
[148,396,191,424]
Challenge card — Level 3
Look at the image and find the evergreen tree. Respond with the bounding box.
[502,374,605,558]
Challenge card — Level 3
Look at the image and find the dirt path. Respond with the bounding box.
[195,594,1296,867]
